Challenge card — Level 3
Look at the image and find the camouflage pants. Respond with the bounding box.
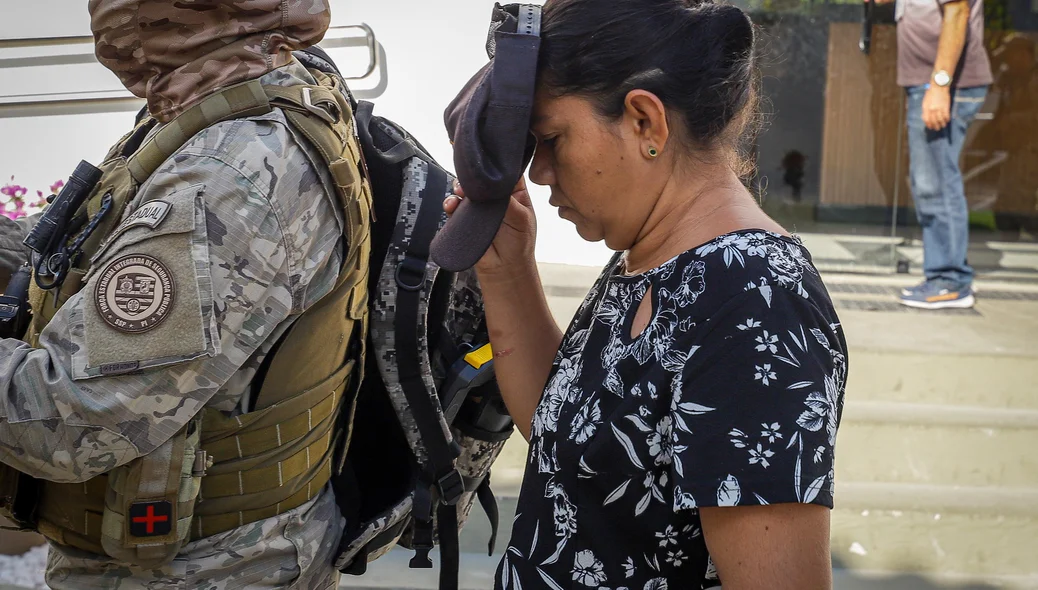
[44,486,343,590]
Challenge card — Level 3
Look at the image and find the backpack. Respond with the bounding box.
[293,48,516,587]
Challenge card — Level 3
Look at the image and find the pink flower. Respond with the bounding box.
[1,202,24,220]
[0,176,59,216]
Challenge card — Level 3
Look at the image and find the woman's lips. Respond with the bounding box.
[549,193,574,219]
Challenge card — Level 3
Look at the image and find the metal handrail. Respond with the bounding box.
[0,24,386,116]
[0,24,379,80]
[323,24,379,81]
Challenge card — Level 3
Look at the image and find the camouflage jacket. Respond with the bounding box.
[0,60,345,590]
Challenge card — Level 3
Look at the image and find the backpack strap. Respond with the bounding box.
[127,80,272,184]
[436,503,460,590]
[388,159,467,579]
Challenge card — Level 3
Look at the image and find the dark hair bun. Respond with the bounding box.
[681,3,756,137]
[703,4,755,62]
[540,0,757,148]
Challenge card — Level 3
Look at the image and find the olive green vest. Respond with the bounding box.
[4,70,371,568]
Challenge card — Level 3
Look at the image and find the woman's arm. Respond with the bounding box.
[445,178,563,439]
[479,262,563,440]
[700,504,833,590]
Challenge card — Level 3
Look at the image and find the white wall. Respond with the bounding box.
[0,0,612,268]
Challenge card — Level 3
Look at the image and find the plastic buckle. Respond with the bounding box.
[409,544,433,569]
[409,520,434,568]
[395,255,426,292]
[437,469,465,507]
[302,87,338,125]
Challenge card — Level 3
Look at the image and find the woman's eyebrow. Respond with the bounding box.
[531,113,554,127]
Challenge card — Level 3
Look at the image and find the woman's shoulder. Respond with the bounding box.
[665,230,827,301]
[641,230,837,333]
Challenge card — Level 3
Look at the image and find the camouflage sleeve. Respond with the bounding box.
[0,116,338,483]
[0,213,39,290]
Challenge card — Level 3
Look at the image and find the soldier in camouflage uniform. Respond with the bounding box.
[0,1,354,588]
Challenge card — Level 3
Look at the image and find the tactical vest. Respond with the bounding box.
[8,69,371,567]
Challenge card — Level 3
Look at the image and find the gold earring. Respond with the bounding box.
[648,147,659,158]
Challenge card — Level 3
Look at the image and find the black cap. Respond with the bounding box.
[431,3,542,272]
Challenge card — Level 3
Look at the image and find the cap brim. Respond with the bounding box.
[430,194,510,272]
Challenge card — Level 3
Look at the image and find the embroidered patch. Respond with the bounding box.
[99,361,141,376]
[128,501,173,537]
[95,254,176,333]
[121,199,172,232]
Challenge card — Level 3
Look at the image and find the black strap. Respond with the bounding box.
[393,162,465,580]
[437,504,460,590]
[409,483,435,569]
[394,163,463,500]
[476,476,500,557]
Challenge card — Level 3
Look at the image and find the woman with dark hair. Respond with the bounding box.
[446,0,846,587]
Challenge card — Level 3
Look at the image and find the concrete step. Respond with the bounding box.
[830,508,1038,583]
[836,403,1038,487]
[843,353,1038,409]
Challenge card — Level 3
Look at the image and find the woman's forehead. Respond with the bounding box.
[532,93,594,126]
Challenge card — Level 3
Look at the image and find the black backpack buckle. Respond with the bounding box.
[408,517,435,568]
[437,469,465,506]
[395,255,426,292]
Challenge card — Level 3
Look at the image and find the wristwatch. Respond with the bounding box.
[933,70,952,88]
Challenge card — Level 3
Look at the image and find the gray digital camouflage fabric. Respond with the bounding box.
[0,59,346,589]
[0,213,37,290]
[372,158,455,465]
[88,0,332,123]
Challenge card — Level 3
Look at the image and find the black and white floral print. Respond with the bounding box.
[496,230,848,589]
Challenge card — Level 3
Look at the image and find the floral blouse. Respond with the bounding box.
[496,230,848,589]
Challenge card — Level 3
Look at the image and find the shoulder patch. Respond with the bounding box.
[95,254,176,333]
[120,199,172,232]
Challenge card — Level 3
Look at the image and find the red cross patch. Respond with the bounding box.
[129,501,172,537]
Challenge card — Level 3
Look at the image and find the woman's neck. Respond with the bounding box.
[623,164,785,276]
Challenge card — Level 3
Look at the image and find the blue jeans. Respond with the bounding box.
[905,85,988,289]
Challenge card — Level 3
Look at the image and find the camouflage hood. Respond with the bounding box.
[88,0,331,123]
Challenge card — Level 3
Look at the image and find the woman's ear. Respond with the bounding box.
[623,90,671,160]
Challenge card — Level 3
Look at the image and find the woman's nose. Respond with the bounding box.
[528,145,554,187]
